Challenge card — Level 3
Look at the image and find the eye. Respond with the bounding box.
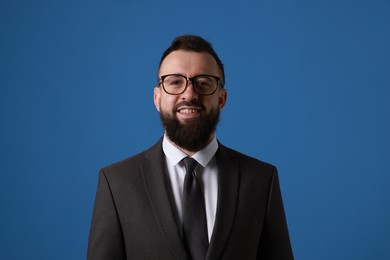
[194,77,213,89]
[165,76,185,88]
[171,80,181,86]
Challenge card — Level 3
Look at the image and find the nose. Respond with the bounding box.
[180,81,198,100]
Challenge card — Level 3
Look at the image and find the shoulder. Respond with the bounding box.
[219,144,275,169]
[219,143,277,174]
[101,150,146,174]
[100,138,163,178]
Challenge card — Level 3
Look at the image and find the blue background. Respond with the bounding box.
[1,0,389,259]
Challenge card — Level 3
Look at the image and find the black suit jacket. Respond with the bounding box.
[88,138,293,259]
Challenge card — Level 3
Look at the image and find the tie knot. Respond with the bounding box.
[182,157,198,173]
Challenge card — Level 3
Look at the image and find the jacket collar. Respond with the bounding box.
[142,138,189,260]
[206,142,240,260]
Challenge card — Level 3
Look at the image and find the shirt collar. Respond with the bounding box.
[162,134,219,167]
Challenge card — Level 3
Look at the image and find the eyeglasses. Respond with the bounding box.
[159,74,223,95]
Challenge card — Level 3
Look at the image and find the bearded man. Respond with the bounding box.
[88,35,293,260]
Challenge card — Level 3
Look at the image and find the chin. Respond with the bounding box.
[179,118,200,125]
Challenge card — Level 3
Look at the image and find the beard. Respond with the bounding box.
[159,101,220,152]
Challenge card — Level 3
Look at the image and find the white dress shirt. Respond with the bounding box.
[162,134,219,241]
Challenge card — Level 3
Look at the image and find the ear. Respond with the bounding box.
[218,88,227,109]
[154,87,161,112]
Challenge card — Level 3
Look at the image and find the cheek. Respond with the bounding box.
[160,96,178,112]
[205,97,221,111]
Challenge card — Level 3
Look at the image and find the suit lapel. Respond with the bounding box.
[206,144,240,260]
[141,139,189,260]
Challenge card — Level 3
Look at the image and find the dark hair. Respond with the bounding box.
[158,35,225,85]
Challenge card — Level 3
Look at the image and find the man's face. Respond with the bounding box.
[154,50,227,151]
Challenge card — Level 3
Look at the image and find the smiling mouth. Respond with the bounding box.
[178,108,201,114]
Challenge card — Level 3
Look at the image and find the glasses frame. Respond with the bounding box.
[159,74,223,96]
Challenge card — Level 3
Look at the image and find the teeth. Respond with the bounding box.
[179,108,198,114]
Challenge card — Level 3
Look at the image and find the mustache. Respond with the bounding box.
[174,100,205,111]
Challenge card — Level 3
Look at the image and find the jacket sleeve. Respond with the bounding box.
[87,170,126,260]
[257,168,294,259]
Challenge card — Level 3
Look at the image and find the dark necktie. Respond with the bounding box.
[182,157,209,260]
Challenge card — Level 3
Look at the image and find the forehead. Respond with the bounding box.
[159,50,219,77]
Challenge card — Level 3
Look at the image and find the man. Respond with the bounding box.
[88,35,293,260]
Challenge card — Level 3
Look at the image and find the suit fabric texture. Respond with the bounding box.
[88,138,293,260]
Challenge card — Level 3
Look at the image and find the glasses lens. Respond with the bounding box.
[193,76,218,95]
[163,75,186,94]
[162,74,219,95]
